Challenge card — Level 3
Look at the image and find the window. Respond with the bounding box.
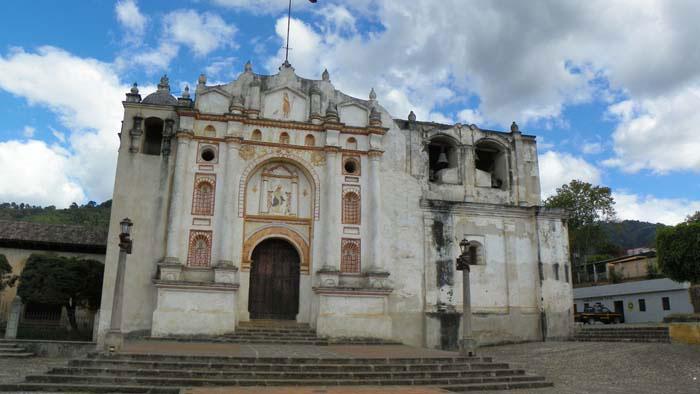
[343,157,360,175]
[187,230,212,267]
[427,136,459,184]
[662,297,670,311]
[474,140,507,189]
[565,264,570,283]
[192,175,216,216]
[574,304,578,313]
[638,299,646,312]
[279,132,290,144]
[200,148,215,162]
[142,117,164,155]
[346,137,358,150]
[342,191,360,224]
[584,303,590,310]
[251,129,262,141]
[305,134,315,146]
[553,263,560,281]
[341,238,361,273]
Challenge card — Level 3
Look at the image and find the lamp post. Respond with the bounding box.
[456,238,477,356]
[106,218,133,352]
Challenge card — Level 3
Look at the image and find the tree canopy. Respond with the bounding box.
[657,221,700,312]
[544,180,617,274]
[0,200,111,228]
[17,254,104,331]
[0,254,18,292]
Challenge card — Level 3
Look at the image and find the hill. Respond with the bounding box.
[600,220,666,251]
[0,201,112,229]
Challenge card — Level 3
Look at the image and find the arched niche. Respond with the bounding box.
[474,138,509,189]
[238,153,321,220]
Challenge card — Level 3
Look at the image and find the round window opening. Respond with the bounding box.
[344,159,358,174]
[201,148,216,162]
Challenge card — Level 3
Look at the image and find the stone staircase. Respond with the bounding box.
[0,340,34,358]
[151,320,401,345]
[573,326,671,343]
[0,351,553,393]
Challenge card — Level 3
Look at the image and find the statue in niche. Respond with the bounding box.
[269,184,290,215]
[282,92,291,119]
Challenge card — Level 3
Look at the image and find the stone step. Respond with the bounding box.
[70,358,502,372]
[0,382,179,393]
[576,329,669,334]
[24,373,547,387]
[88,353,486,365]
[0,352,35,358]
[573,337,669,343]
[0,346,30,353]
[443,380,554,391]
[48,366,526,379]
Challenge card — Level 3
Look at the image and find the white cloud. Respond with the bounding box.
[457,109,484,126]
[0,140,85,207]
[604,85,700,173]
[582,142,603,155]
[164,10,237,57]
[115,0,147,42]
[22,126,35,138]
[538,151,602,199]
[258,0,700,133]
[613,192,700,225]
[0,46,126,207]
[205,56,237,79]
[211,0,309,14]
[126,42,179,73]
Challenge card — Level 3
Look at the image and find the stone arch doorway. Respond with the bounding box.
[248,238,300,320]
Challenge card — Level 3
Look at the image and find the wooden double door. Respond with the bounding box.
[248,238,300,320]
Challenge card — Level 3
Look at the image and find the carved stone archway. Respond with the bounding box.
[242,226,310,274]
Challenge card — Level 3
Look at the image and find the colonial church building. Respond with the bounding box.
[97,60,573,349]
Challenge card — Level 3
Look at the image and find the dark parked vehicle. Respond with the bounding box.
[575,304,623,324]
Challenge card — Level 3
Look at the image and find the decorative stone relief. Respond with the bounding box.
[239,145,256,160]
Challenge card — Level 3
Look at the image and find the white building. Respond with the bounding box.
[574,278,693,323]
[96,61,573,349]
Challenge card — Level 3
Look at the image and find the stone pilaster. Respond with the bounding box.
[219,135,243,266]
[321,147,341,271]
[163,131,193,264]
[366,150,387,277]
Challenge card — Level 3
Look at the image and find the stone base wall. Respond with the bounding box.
[151,282,238,337]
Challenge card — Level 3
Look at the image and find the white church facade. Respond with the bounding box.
[97,61,573,349]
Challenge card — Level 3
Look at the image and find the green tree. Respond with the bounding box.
[17,254,104,332]
[544,180,617,273]
[657,221,700,312]
[0,254,19,291]
[686,211,700,223]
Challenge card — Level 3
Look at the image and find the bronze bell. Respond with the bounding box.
[435,149,449,170]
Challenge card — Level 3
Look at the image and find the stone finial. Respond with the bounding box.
[198,73,207,86]
[126,82,141,103]
[321,68,330,81]
[244,60,253,72]
[369,88,377,101]
[510,121,519,133]
[408,110,417,122]
[182,85,190,99]
[158,75,170,92]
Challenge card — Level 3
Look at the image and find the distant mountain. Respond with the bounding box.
[600,220,666,251]
[0,200,111,229]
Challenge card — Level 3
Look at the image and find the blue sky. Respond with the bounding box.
[0,0,698,224]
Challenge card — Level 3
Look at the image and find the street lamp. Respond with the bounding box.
[106,218,134,351]
[119,218,133,254]
[456,238,477,356]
